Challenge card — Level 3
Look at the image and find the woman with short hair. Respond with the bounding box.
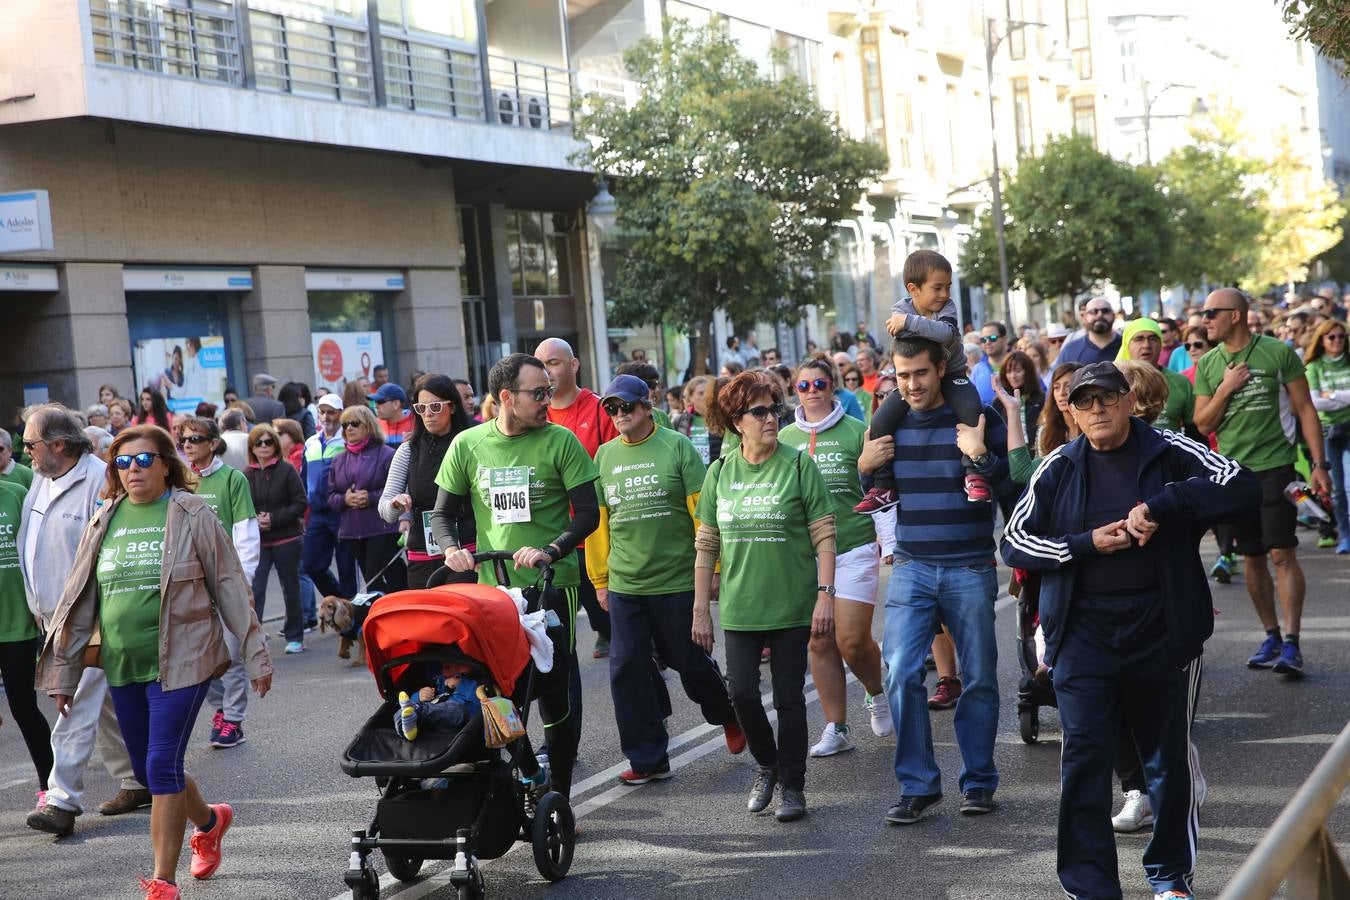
[38,425,271,898]
[244,423,308,653]
[692,371,837,823]
[326,405,406,594]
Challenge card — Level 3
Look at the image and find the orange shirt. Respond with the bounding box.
[546,388,618,460]
[862,372,880,394]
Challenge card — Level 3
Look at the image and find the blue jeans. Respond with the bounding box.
[1327,427,1350,539]
[883,558,999,797]
[302,516,357,599]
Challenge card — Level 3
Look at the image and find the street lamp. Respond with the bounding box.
[984,17,1048,330]
[1129,80,1197,166]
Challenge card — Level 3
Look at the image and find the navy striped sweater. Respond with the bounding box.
[890,403,1012,566]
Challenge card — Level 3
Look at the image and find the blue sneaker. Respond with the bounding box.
[1272,641,1304,676]
[1247,635,1283,669]
[1337,538,1350,555]
[284,641,304,654]
[1210,554,1234,584]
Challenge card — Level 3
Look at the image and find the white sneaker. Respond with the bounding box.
[866,692,893,737]
[1153,891,1193,899]
[809,723,856,758]
[1194,767,1207,809]
[1112,789,1154,833]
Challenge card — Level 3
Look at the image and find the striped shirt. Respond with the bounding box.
[890,403,1008,566]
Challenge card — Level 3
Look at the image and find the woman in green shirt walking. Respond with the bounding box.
[1305,318,1350,553]
[692,371,837,824]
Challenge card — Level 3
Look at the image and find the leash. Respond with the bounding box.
[358,546,406,594]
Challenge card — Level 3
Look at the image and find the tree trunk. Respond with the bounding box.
[695,317,713,376]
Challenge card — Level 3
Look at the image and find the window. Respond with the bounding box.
[378,0,480,118]
[727,18,771,73]
[1007,0,1026,60]
[860,27,886,148]
[773,32,818,85]
[1065,0,1091,79]
[249,5,373,103]
[1119,37,1137,85]
[506,211,571,297]
[664,1,711,26]
[90,0,241,85]
[378,0,476,42]
[1072,95,1095,145]
[896,94,914,169]
[946,84,960,179]
[1012,77,1032,155]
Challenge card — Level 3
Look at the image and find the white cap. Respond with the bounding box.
[317,393,344,411]
[1045,323,1070,339]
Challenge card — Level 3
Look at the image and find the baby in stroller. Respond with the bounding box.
[396,663,480,741]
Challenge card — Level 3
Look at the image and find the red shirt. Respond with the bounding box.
[546,388,617,460]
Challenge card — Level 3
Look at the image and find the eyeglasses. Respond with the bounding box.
[178,434,210,447]
[796,378,830,393]
[979,334,1002,344]
[511,385,556,403]
[1071,390,1126,411]
[341,421,364,431]
[1185,341,1211,351]
[1200,307,1237,320]
[1326,333,1348,341]
[874,389,896,403]
[19,438,46,452]
[741,403,785,422]
[1046,336,1066,344]
[412,401,450,416]
[602,400,639,416]
[254,438,275,447]
[113,451,166,470]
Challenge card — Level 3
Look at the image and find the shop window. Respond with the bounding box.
[308,290,397,396]
[505,210,572,297]
[126,292,242,414]
[1013,76,1032,155]
[860,27,886,149]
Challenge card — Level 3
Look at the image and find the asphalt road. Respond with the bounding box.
[1,542,1347,900]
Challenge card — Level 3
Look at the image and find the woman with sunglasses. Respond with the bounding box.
[176,416,259,750]
[244,424,308,654]
[1179,326,1213,385]
[1305,319,1350,554]
[379,374,476,589]
[692,371,836,823]
[781,359,891,759]
[326,405,407,594]
[38,425,271,898]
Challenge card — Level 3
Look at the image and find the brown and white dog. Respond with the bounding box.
[318,595,368,665]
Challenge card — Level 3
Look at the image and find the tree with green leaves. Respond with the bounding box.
[964,135,1174,301]
[1279,0,1350,70]
[1244,131,1346,291]
[572,21,886,373]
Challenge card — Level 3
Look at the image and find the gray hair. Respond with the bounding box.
[84,425,113,455]
[85,403,110,419]
[219,408,249,432]
[23,403,93,459]
[0,428,9,451]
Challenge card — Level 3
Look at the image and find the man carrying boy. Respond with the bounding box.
[855,251,991,513]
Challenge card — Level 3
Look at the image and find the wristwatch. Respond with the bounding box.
[817,584,836,597]
[1315,460,1332,471]
[970,452,993,469]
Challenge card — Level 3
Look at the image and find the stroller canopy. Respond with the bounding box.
[362,585,531,697]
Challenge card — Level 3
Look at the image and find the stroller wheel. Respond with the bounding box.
[384,853,423,884]
[531,791,575,882]
[1019,708,1039,745]
[351,865,380,900]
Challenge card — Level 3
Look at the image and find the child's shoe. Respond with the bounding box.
[396,691,419,741]
[853,487,899,514]
[964,472,992,503]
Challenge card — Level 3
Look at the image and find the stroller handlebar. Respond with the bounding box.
[469,550,554,589]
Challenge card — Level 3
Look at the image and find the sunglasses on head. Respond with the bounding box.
[602,399,640,416]
[412,401,450,416]
[113,451,166,470]
[742,403,785,422]
[178,434,210,447]
[796,378,830,393]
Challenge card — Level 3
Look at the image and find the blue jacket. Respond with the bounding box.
[302,430,345,526]
[833,388,865,421]
[1000,419,1260,666]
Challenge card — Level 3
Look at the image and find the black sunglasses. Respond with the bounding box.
[511,386,556,403]
[113,451,167,470]
[742,403,785,422]
[178,434,210,447]
[254,438,275,447]
[19,438,45,452]
[1070,390,1126,411]
[602,399,639,416]
[1200,307,1237,320]
[1185,341,1210,350]
[874,389,896,403]
[796,378,830,393]
[341,421,364,431]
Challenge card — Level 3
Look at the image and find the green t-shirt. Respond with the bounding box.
[1306,353,1350,428]
[695,442,833,631]
[1194,335,1304,471]
[780,415,875,555]
[653,408,673,430]
[96,496,169,686]
[1,462,33,491]
[688,414,711,464]
[436,421,598,589]
[1154,366,1196,434]
[0,482,36,643]
[194,463,255,530]
[721,430,740,459]
[595,427,704,595]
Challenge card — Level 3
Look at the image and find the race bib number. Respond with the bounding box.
[421,510,442,556]
[489,466,532,524]
[691,428,710,464]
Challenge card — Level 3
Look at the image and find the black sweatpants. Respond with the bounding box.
[0,637,53,790]
[724,626,810,792]
[346,533,408,594]
[868,372,984,488]
[252,538,304,642]
[1116,657,1203,795]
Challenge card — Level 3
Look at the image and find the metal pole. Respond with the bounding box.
[1142,81,1153,167]
[984,18,1014,329]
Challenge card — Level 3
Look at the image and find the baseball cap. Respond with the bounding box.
[317,393,343,411]
[369,383,407,405]
[1067,361,1130,402]
[601,374,651,405]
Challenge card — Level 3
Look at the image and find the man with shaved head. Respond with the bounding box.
[1194,288,1333,677]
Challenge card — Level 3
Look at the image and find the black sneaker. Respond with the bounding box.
[886,793,941,825]
[960,788,997,815]
[775,788,806,822]
[747,766,777,814]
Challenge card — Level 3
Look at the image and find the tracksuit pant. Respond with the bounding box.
[46,667,143,813]
[1054,592,1199,900]
[608,589,736,771]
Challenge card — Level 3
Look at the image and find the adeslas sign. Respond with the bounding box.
[0,190,53,254]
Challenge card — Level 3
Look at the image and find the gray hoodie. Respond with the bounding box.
[891,296,966,376]
[19,451,107,625]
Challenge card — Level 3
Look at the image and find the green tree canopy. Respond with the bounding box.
[964,135,1174,301]
[572,21,886,370]
[1280,1,1350,70]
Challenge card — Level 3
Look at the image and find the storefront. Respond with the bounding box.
[506,210,578,357]
[306,269,405,396]
[123,267,250,413]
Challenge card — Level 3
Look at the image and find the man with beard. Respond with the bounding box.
[1058,298,1123,366]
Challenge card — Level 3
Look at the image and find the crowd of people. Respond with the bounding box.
[0,251,1344,899]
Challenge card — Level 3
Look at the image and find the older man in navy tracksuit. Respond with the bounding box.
[1001,362,1259,900]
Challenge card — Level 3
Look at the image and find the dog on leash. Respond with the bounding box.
[318,592,383,665]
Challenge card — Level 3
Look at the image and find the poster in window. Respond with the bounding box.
[132,336,228,414]
[312,331,384,396]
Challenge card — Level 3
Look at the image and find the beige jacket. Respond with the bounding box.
[38,488,273,696]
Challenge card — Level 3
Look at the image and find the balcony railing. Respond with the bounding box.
[90,0,242,86]
[248,7,373,104]
[487,55,574,131]
[381,35,483,120]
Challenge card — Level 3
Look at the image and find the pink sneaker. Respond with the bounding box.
[189,803,232,880]
[140,878,181,899]
[209,709,225,745]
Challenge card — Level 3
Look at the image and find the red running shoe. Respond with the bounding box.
[964,473,992,503]
[189,803,233,880]
[724,720,747,755]
[928,676,963,710]
[618,762,672,785]
[140,878,181,899]
[853,487,899,514]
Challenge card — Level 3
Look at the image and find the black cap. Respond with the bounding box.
[1067,361,1130,402]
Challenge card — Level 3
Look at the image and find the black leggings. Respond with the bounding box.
[0,637,53,790]
[868,373,984,488]
[346,534,408,594]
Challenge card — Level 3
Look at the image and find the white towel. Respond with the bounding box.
[502,587,554,673]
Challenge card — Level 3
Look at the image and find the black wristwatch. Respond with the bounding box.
[970,452,993,469]
[1315,460,1332,471]
[543,544,563,562]
[817,584,836,597]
